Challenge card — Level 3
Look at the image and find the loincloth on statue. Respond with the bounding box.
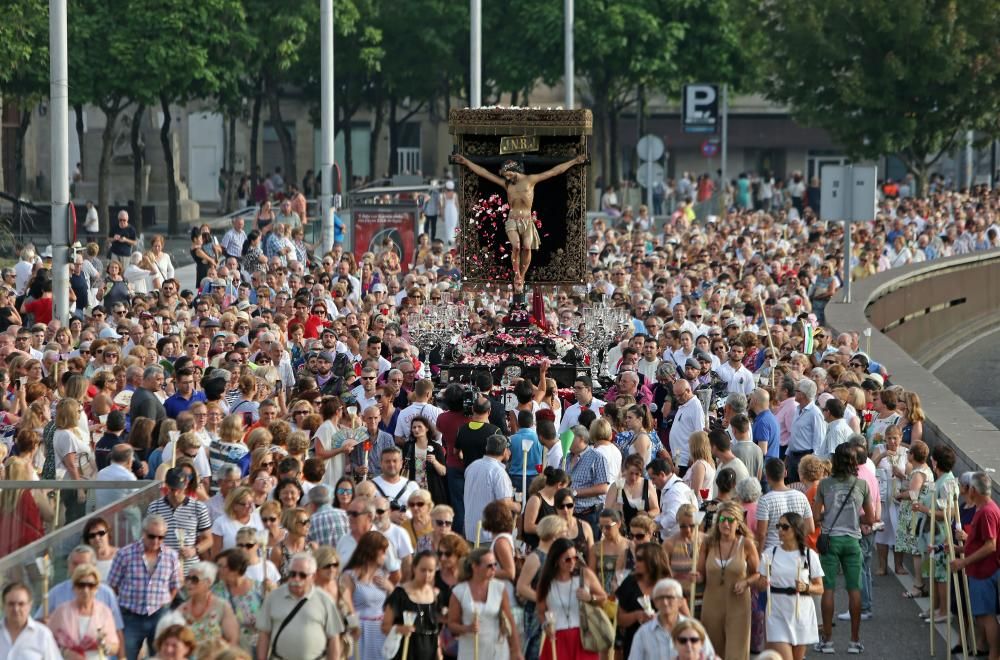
[504,214,541,250]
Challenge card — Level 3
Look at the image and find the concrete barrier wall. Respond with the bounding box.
[825,250,1000,498]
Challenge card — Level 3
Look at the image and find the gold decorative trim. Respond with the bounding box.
[448,108,593,136]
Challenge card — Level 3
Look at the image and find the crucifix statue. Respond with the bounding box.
[451,152,587,292]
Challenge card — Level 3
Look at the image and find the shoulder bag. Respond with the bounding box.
[578,577,615,652]
[270,597,309,659]
[816,478,857,554]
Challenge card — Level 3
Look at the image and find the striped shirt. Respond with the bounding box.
[566,446,610,512]
[106,540,182,614]
[463,456,513,542]
[756,488,814,549]
[146,496,212,574]
[308,504,350,547]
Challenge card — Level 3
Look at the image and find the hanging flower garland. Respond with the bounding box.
[462,194,542,281]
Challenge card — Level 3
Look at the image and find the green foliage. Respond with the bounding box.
[759,0,1000,179]
[0,0,48,88]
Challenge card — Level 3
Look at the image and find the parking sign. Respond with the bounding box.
[682,84,719,134]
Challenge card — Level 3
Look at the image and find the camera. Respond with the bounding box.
[461,385,480,416]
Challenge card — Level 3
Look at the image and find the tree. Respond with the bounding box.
[758,0,1000,193]
[0,0,48,210]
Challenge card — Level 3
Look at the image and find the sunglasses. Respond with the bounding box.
[676,636,701,645]
[776,522,793,531]
[408,502,426,509]
[717,515,737,524]
[375,509,388,516]
[287,571,310,580]
[237,543,257,549]
[185,575,202,584]
[297,519,311,526]
[558,502,575,510]
[322,562,339,570]
[74,582,98,589]
[335,488,353,496]
[347,511,367,518]
[631,532,647,540]
[146,533,166,541]
[261,517,277,523]
[434,519,453,527]
[561,555,578,564]
[87,530,108,539]
[678,524,696,530]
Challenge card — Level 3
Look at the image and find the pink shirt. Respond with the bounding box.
[857,460,882,522]
[775,397,798,448]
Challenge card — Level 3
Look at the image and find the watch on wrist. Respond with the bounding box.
[572,488,578,498]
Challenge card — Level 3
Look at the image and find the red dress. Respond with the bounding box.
[0,490,45,555]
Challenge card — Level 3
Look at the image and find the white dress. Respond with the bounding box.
[875,447,909,546]
[453,579,508,660]
[762,546,824,646]
[442,191,459,245]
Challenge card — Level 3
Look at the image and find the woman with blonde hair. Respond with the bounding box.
[897,390,925,445]
[234,526,279,587]
[48,564,120,658]
[401,488,435,552]
[671,618,714,660]
[54,398,95,523]
[696,500,758,659]
[683,430,717,502]
[516,515,567,660]
[606,454,660,528]
[270,506,317,579]
[663,503,706,602]
[211,486,264,555]
[174,561,239,649]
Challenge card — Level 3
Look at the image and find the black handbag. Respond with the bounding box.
[817,479,857,554]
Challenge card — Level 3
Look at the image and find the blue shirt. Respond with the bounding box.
[788,401,826,453]
[752,409,782,459]
[163,390,207,419]
[507,428,543,477]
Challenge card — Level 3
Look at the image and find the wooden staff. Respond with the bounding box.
[689,531,700,614]
[545,611,557,660]
[929,493,936,657]
[765,556,772,617]
[52,489,61,532]
[756,293,778,364]
[401,611,416,660]
[943,501,969,659]
[475,520,482,549]
[472,602,481,660]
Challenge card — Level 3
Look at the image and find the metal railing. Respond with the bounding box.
[0,481,163,609]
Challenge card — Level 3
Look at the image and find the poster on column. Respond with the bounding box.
[352,208,417,274]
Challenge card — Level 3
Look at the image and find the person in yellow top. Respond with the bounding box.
[852,251,876,281]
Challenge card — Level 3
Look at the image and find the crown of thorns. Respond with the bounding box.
[499,160,524,175]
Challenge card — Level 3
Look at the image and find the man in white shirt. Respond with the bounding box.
[648,457,697,537]
[636,340,660,382]
[463,434,519,543]
[95,444,138,510]
[373,495,415,579]
[336,498,401,581]
[755,457,814,551]
[0,582,61,659]
[538,418,563,468]
[371,448,419,524]
[818,397,853,460]
[350,366,381,413]
[715,342,755,395]
[559,376,605,434]
[668,379,704,474]
[13,245,37,297]
[393,379,443,444]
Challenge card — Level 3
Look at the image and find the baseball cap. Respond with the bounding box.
[99,327,122,340]
[371,283,387,293]
[318,351,334,362]
[684,358,701,370]
[164,467,190,490]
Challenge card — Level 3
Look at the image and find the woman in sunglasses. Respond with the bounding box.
[535,537,605,660]
[82,516,119,581]
[696,500,758,660]
[48,565,120,659]
[753,512,824,660]
[448,547,521,660]
[671,618,713,660]
[234,526,279,587]
[433,532,469,659]
[553,487,594,565]
[516,515,567,660]
[174,561,239,649]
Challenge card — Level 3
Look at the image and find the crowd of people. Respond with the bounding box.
[0,177,998,660]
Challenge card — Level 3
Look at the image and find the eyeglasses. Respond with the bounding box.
[261,517,277,523]
[297,519,311,526]
[335,488,353,496]
[558,502,575,510]
[287,570,310,580]
[631,532,646,539]
[146,533,166,541]
[434,519,453,527]
[237,543,256,549]
[375,509,388,516]
[849,362,863,368]
[322,563,339,570]
[74,582,98,590]
[293,410,308,416]
[717,515,737,524]
[408,502,426,509]
[776,522,793,531]
[676,636,701,645]
[261,462,274,468]
[87,529,108,539]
